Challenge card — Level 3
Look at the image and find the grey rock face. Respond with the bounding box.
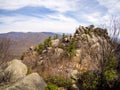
[6,73,46,90]
[0,59,27,83]
[51,39,60,47]
[0,59,46,90]
[54,48,64,57]
[5,59,27,82]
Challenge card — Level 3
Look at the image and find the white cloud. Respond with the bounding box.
[82,12,110,25]
[0,14,80,33]
[0,0,120,34]
[98,0,120,15]
[0,0,78,12]
[83,12,101,24]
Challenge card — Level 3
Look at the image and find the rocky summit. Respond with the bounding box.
[0,25,119,90]
[20,25,119,90]
[22,25,110,76]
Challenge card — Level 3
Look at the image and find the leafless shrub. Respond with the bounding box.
[0,38,11,64]
[97,16,120,89]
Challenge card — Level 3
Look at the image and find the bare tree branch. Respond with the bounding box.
[0,38,11,64]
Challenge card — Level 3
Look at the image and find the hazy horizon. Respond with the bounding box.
[0,31,70,34]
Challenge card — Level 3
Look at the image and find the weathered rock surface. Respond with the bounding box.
[5,59,27,82]
[23,25,111,77]
[51,39,60,47]
[21,25,112,90]
[0,59,27,83]
[54,48,64,57]
[6,73,46,90]
[0,59,46,90]
[71,84,79,90]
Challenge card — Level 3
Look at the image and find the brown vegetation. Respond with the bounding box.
[0,38,11,64]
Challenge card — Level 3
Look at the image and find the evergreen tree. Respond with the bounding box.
[54,34,59,39]
[44,36,52,48]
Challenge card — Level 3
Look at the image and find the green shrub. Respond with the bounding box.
[79,54,118,90]
[44,37,52,47]
[36,43,45,54]
[62,33,66,40]
[105,55,118,70]
[20,52,25,60]
[80,71,99,90]
[54,34,59,39]
[104,69,118,82]
[65,45,75,58]
[62,33,67,41]
[46,82,58,90]
[46,76,73,89]
[104,55,118,88]
[65,38,76,58]
[27,67,32,75]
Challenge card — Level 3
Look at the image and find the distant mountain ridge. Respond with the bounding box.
[0,32,58,58]
[0,32,55,40]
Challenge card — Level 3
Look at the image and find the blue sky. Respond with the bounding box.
[0,0,120,33]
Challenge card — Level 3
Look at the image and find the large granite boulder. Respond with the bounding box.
[0,59,27,83]
[5,59,27,82]
[0,59,46,90]
[6,73,46,90]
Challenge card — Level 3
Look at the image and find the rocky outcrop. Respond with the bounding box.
[0,59,27,83]
[54,48,64,57]
[6,73,46,90]
[5,59,27,82]
[21,25,113,89]
[0,59,46,90]
[51,39,60,47]
[23,25,111,76]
